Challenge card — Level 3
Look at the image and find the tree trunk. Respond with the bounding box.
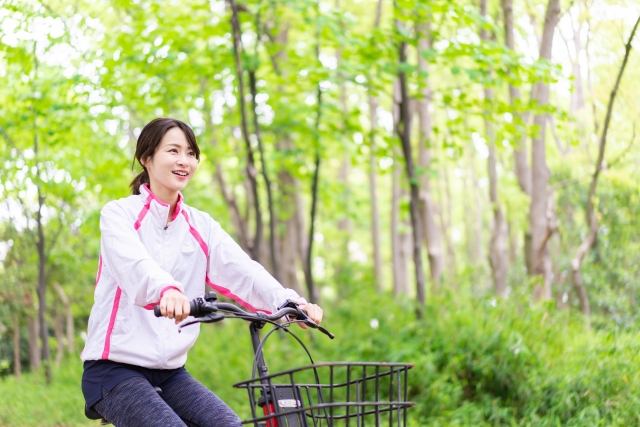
[570,15,640,322]
[27,312,40,370]
[304,8,324,304]
[395,19,427,314]
[229,0,263,261]
[529,0,561,300]
[264,13,308,295]
[416,24,445,289]
[502,0,532,197]
[200,79,251,254]
[569,9,586,113]
[585,14,599,136]
[335,16,352,278]
[278,164,304,295]
[13,314,21,378]
[54,283,73,354]
[391,146,408,296]
[54,308,64,366]
[467,137,484,264]
[367,0,384,292]
[305,132,321,303]
[441,163,456,281]
[34,108,51,382]
[248,69,280,281]
[368,94,384,292]
[482,0,509,297]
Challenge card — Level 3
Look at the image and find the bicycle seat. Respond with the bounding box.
[84,404,103,420]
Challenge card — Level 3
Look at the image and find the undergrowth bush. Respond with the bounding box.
[1,289,639,426]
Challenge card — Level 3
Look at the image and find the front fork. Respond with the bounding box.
[249,321,279,427]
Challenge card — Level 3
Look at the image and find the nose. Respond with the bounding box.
[176,153,188,167]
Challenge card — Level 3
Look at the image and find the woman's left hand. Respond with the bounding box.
[297,302,323,329]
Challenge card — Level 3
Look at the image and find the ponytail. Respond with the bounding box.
[130,169,150,195]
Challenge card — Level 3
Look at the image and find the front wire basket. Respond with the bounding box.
[234,362,414,427]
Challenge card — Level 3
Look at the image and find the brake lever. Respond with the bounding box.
[302,318,335,339]
[178,318,203,332]
[177,312,224,333]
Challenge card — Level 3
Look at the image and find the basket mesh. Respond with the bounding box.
[234,362,414,427]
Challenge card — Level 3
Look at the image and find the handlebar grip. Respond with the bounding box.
[153,300,198,318]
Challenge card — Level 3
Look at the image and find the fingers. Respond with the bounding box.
[300,303,323,325]
[159,289,190,324]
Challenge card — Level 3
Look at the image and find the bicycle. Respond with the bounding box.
[85,292,414,426]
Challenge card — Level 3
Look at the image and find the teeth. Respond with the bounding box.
[174,171,187,176]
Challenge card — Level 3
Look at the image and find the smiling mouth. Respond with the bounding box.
[173,171,188,177]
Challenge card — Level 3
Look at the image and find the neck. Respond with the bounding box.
[146,182,179,222]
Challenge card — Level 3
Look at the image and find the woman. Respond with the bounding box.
[81,118,323,427]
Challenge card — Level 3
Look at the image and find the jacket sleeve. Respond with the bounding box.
[205,217,305,313]
[100,201,184,307]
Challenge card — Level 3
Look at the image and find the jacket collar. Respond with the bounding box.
[139,183,184,224]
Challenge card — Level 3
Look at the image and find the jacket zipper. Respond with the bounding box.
[160,219,168,368]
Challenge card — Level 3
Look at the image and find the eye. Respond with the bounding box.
[169,148,178,153]
[188,151,195,157]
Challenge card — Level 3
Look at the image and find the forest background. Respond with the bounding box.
[1,0,640,425]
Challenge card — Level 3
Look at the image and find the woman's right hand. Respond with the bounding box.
[159,289,190,324]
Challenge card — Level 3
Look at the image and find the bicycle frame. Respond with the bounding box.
[165,293,333,427]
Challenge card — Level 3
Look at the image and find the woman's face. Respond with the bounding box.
[142,127,198,195]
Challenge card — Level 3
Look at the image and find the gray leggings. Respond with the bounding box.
[94,375,242,427]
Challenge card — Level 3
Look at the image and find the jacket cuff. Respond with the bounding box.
[160,285,183,299]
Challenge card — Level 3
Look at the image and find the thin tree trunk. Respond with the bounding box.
[395,15,426,314]
[482,0,509,297]
[201,79,251,254]
[398,222,412,297]
[229,0,263,261]
[368,94,383,292]
[304,8,323,303]
[529,0,561,300]
[570,15,640,322]
[367,0,384,292]
[441,163,456,281]
[264,12,308,295]
[13,314,21,378]
[335,7,352,278]
[33,94,52,382]
[503,0,533,273]
[462,164,475,264]
[569,9,586,113]
[53,283,73,353]
[249,70,280,279]
[416,23,445,289]
[54,308,64,366]
[585,13,599,136]
[502,0,532,197]
[278,164,304,295]
[27,312,40,370]
[391,146,408,296]
[467,138,483,264]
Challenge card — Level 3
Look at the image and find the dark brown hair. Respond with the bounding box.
[130,118,200,195]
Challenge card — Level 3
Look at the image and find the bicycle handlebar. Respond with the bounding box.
[153,295,334,339]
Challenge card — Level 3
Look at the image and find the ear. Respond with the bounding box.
[140,156,151,169]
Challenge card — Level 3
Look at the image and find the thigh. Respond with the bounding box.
[162,374,242,427]
[95,376,186,427]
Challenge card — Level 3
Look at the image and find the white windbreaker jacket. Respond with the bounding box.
[81,184,304,369]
